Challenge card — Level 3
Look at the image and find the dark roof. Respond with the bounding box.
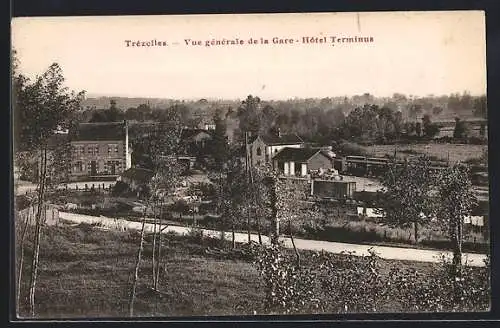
[180,128,213,141]
[273,147,332,162]
[47,133,69,149]
[120,167,154,183]
[71,122,126,141]
[256,134,304,146]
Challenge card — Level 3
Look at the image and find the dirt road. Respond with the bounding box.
[57,211,487,267]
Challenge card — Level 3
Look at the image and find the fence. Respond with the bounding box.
[21,183,115,196]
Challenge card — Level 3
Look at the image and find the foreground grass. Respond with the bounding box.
[16,224,263,318]
[15,223,485,318]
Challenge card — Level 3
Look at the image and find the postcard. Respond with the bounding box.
[11,11,489,319]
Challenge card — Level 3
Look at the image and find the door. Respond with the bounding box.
[90,161,97,176]
[110,161,116,175]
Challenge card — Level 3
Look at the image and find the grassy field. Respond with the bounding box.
[16,224,263,318]
[15,222,488,318]
[364,143,487,163]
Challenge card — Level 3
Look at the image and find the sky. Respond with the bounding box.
[12,11,486,100]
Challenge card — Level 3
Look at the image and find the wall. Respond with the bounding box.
[312,180,356,199]
[307,152,334,171]
[248,137,267,166]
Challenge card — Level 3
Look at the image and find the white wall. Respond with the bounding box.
[301,163,307,176]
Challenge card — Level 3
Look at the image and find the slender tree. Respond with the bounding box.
[379,156,436,243]
[435,163,477,273]
[274,177,312,267]
[453,117,470,140]
[128,111,183,315]
[14,58,84,316]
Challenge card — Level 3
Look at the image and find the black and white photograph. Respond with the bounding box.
[11,11,490,318]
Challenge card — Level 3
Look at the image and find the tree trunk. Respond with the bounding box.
[220,224,225,242]
[273,219,280,245]
[256,212,262,245]
[17,206,31,316]
[129,204,148,317]
[269,178,279,245]
[28,146,47,317]
[414,221,419,244]
[289,220,300,267]
[453,220,463,274]
[232,224,236,249]
[154,201,163,291]
[151,203,157,289]
[247,209,251,244]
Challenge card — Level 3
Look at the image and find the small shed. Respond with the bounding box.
[311,179,356,199]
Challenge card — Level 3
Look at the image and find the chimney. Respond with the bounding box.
[277,127,281,138]
[124,120,131,169]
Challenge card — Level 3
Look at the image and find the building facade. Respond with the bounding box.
[247,133,304,167]
[273,147,335,177]
[69,121,131,180]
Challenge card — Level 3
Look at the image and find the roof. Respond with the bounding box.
[46,133,69,150]
[261,134,304,145]
[71,122,126,141]
[120,167,154,183]
[180,128,213,141]
[273,147,332,162]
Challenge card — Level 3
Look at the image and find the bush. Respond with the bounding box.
[252,245,490,314]
[111,181,132,196]
[319,248,384,313]
[170,199,190,214]
[386,254,490,312]
[252,243,320,314]
[186,227,204,243]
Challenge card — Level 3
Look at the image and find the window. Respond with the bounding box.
[108,144,119,153]
[87,146,93,154]
[256,147,262,156]
[74,161,83,172]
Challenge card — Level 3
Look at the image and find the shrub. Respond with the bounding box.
[111,181,131,196]
[318,248,384,313]
[386,254,490,312]
[186,227,204,243]
[252,243,320,314]
[252,245,490,314]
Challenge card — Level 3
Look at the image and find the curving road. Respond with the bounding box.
[57,211,488,267]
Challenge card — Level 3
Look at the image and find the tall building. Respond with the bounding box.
[69,121,131,180]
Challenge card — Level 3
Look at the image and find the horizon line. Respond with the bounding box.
[84,91,487,102]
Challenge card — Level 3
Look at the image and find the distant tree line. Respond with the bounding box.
[82,92,486,144]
